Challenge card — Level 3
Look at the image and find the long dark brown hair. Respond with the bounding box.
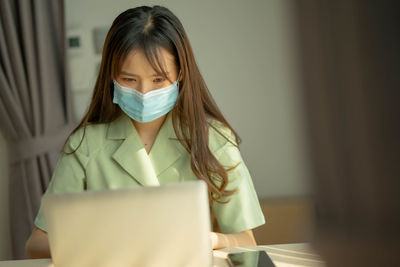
[67,5,241,204]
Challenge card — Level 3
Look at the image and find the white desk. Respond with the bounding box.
[0,243,325,267]
[214,243,325,267]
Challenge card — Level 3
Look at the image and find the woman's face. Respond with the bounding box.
[115,47,178,94]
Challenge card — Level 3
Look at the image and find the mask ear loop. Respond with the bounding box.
[176,70,182,90]
[176,70,182,82]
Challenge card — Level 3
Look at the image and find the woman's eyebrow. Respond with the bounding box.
[120,71,136,77]
[120,71,169,77]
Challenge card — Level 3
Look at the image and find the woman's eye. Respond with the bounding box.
[153,77,165,83]
[122,78,136,82]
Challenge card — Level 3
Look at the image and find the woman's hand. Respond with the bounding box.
[210,230,257,250]
[25,227,51,259]
[210,232,219,249]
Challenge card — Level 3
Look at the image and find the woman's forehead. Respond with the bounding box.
[119,47,176,76]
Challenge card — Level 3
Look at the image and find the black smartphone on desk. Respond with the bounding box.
[227,251,275,267]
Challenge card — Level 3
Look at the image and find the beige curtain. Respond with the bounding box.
[0,0,74,259]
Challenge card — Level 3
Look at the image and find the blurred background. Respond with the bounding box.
[1,0,398,265]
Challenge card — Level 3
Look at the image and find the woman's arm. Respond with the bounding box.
[210,229,257,250]
[25,227,51,259]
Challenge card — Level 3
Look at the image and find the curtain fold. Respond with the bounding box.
[0,0,73,259]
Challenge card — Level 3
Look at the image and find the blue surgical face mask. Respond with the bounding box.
[112,77,179,123]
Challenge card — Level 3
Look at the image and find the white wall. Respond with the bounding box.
[65,0,311,198]
[0,131,12,260]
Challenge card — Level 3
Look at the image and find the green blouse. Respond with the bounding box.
[34,112,265,234]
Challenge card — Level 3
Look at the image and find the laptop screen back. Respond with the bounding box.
[42,180,212,267]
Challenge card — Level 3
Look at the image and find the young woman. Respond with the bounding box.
[26,5,265,258]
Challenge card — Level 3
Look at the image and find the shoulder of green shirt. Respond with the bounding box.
[62,122,109,157]
[62,117,238,157]
[207,117,238,153]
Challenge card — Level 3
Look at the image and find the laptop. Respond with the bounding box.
[42,180,212,267]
